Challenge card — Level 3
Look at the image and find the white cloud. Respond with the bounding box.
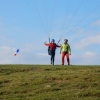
[36,53,48,57]
[91,20,100,27]
[74,33,100,49]
[0,46,17,64]
[0,45,50,64]
[82,51,96,58]
[0,45,100,65]
[0,36,5,39]
[70,51,100,65]
[22,44,42,52]
[0,22,3,30]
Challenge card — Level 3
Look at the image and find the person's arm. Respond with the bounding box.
[60,45,62,54]
[44,42,50,46]
[56,44,61,48]
[68,44,71,55]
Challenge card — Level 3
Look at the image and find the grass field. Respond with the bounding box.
[0,65,100,100]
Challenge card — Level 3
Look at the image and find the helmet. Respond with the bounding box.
[51,39,55,42]
[64,39,68,42]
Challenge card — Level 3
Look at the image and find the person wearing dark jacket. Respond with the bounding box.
[44,39,60,65]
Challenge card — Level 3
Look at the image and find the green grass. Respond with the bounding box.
[0,65,100,100]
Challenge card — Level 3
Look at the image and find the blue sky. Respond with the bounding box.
[0,0,100,65]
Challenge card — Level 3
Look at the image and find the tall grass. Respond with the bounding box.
[0,65,100,100]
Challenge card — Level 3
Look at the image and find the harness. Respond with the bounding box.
[48,43,56,55]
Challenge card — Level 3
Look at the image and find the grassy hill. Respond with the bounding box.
[0,65,100,100]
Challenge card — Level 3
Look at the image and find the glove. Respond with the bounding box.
[44,41,46,44]
[60,52,61,54]
[69,52,71,55]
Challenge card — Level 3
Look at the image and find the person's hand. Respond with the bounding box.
[44,41,46,44]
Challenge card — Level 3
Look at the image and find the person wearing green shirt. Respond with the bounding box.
[60,39,71,65]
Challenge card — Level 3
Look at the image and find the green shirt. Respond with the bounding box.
[60,43,71,54]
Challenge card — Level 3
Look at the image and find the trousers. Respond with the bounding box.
[62,52,70,65]
[50,50,55,64]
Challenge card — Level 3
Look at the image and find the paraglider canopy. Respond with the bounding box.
[14,49,19,56]
[16,49,19,53]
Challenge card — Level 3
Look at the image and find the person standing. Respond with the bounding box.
[60,39,71,65]
[44,39,60,65]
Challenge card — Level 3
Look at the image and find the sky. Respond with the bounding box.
[0,0,100,65]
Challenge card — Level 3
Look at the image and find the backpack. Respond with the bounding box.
[48,43,56,55]
[48,46,51,55]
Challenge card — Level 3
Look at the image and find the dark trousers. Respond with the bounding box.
[50,50,55,64]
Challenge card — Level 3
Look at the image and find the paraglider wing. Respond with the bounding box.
[14,54,16,56]
[14,49,19,56]
[16,49,19,53]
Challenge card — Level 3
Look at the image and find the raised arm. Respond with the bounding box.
[44,42,50,46]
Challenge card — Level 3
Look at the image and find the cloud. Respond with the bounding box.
[82,51,96,58]
[71,51,100,65]
[74,33,100,49]
[0,22,3,30]
[36,53,48,57]
[0,45,100,65]
[0,46,16,64]
[0,45,50,64]
[91,20,100,27]
[81,51,100,65]
[23,44,43,52]
[0,36,5,40]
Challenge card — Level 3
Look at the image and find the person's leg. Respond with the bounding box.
[62,52,65,65]
[50,51,53,64]
[52,51,55,65]
[51,56,52,64]
[65,53,70,65]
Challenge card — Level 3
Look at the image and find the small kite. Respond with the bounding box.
[14,49,19,56]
